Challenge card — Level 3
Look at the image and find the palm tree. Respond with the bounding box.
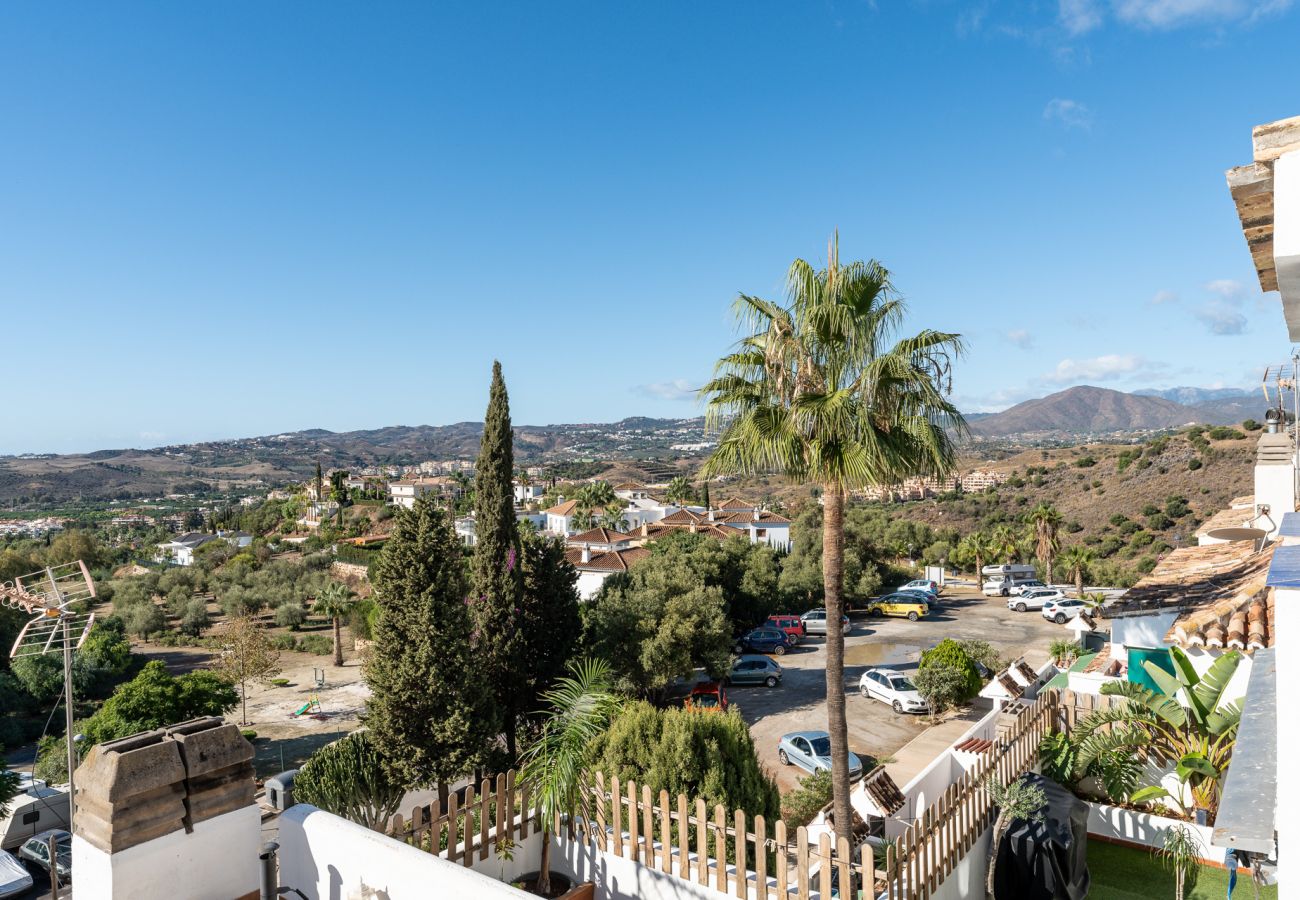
[1159,824,1203,900]
[990,525,1020,564]
[665,475,694,508]
[1058,545,1095,597]
[699,234,965,842]
[1029,504,1063,583]
[570,508,595,532]
[959,531,994,578]
[315,581,356,667]
[1077,647,1243,820]
[520,659,621,896]
[598,508,629,532]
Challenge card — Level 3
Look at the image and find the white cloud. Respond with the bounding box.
[139,430,166,442]
[634,379,696,402]
[1060,0,1105,33]
[1195,301,1248,335]
[1151,289,1179,305]
[1043,354,1150,384]
[1115,0,1291,28]
[1043,98,1094,130]
[1005,329,1034,349]
[1204,278,1245,299]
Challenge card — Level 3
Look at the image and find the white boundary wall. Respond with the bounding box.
[1087,803,1219,863]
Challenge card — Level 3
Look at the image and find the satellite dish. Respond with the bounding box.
[1205,527,1269,544]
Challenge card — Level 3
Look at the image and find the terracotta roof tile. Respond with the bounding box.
[545,499,580,516]
[576,546,652,572]
[954,738,995,754]
[717,498,756,510]
[996,673,1026,699]
[566,527,635,545]
[659,509,707,525]
[860,766,906,815]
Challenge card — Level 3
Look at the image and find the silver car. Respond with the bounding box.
[799,609,851,635]
[776,730,864,778]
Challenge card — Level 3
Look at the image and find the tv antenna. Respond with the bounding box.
[4,561,97,827]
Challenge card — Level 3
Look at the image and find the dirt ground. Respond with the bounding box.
[136,642,370,778]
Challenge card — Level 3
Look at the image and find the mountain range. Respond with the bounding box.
[0,387,1270,504]
[968,385,1262,438]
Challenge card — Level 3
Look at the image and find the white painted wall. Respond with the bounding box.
[1274,585,1299,892]
[73,805,260,900]
[556,838,735,900]
[1087,803,1218,863]
[277,804,531,900]
[1109,612,1180,657]
[928,824,991,900]
[576,570,610,601]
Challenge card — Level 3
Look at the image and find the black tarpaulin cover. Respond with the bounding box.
[992,773,1091,900]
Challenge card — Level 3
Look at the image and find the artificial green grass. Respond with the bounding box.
[1087,839,1277,900]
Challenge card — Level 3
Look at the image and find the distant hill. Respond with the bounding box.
[1133,386,1254,405]
[969,386,1261,438]
[0,417,708,504]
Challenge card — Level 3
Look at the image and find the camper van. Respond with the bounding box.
[981,564,1038,597]
[0,774,70,851]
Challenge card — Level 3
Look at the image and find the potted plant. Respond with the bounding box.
[518,659,620,898]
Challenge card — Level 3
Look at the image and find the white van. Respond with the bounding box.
[0,775,69,851]
[981,564,1038,597]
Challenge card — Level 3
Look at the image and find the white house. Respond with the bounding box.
[543,499,583,535]
[513,481,544,505]
[563,545,651,601]
[156,532,219,566]
[389,476,460,509]
[565,527,635,553]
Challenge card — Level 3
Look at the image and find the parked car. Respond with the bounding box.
[764,614,806,645]
[727,655,783,688]
[0,851,32,899]
[859,668,929,714]
[1012,580,1046,595]
[982,576,1039,597]
[17,829,70,884]
[685,681,729,711]
[777,731,863,778]
[800,609,851,635]
[864,593,929,621]
[733,627,789,655]
[1042,598,1088,624]
[902,579,942,595]
[897,587,939,607]
[1008,588,1066,612]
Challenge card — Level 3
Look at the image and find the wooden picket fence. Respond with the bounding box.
[389,689,1063,900]
[879,690,1059,900]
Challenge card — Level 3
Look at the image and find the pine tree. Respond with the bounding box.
[365,497,499,787]
[701,480,710,511]
[315,461,323,500]
[517,531,581,727]
[471,361,527,761]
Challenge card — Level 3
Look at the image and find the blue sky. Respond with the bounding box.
[2,1,1297,454]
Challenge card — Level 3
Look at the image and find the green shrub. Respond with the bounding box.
[241,730,257,741]
[781,769,833,827]
[1243,419,1262,432]
[270,678,290,686]
[1074,456,1097,468]
[590,701,780,819]
[297,634,333,655]
[1206,426,1245,441]
[919,639,981,700]
[1188,458,1203,471]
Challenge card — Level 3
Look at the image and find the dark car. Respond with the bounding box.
[733,627,789,656]
[18,830,70,884]
[764,614,806,644]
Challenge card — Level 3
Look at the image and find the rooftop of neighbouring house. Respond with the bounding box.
[1105,539,1276,652]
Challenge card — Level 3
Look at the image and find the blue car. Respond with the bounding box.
[733,627,789,656]
[777,730,863,779]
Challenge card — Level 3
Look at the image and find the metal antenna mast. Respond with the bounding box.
[4,561,97,827]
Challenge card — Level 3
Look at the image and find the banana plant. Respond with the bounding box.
[1072,647,1242,820]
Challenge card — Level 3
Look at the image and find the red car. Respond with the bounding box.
[765,614,806,645]
[686,681,729,712]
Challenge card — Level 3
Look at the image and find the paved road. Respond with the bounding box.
[732,585,1065,793]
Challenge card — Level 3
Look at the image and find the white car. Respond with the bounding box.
[1011,580,1046,595]
[859,668,929,714]
[901,579,941,596]
[0,850,32,900]
[1043,597,1088,624]
[1007,588,1065,612]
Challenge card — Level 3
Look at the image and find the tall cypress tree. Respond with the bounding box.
[471,361,527,761]
[365,497,499,787]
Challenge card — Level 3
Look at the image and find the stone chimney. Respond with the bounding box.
[1254,427,1296,537]
[73,717,260,900]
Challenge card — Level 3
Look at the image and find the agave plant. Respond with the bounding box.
[1076,646,1242,819]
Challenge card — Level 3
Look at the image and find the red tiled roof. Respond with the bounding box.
[717,498,755,510]
[996,673,1026,699]
[567,527,635,545]
[576,547,652,572]
[659,509,707,525]
[860,766,905,815]
[545,500,580,516]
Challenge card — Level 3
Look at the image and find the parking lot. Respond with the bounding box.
[732,582,1066,792]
